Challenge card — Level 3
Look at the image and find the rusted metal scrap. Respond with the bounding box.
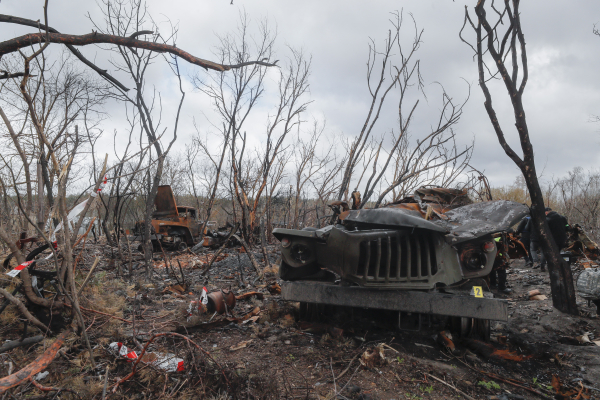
[463,338,532,362]
[505,233,528,259]
[235,291,264,301]
[566,223,600,260]
[206,289,236,314]
[133,185,204,250]
[16,232,40,250]
[0,331,69,394]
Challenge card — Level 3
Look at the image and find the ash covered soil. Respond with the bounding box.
[1,244,600,399]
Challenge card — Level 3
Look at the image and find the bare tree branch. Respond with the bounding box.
[0,30,278,73]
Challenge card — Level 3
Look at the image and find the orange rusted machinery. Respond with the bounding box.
[134,185,203,250]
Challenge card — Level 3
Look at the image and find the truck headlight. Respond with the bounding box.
[460,245,487,271]
[290,244,311,263]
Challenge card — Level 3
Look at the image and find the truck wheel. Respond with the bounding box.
[299,302,324,321]
[451,317,473,338]
[473,319,490,342]
[178,241,188,251]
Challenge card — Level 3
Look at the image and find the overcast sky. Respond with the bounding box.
[2,0,600,188]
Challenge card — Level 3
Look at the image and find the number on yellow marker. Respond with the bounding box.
[471,286,483,298]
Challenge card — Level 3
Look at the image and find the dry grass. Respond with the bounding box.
[0,283,21,334]
[206,391,232,400]
[0,303,18,326]
[59,375,103,398]
[80,278,127,316]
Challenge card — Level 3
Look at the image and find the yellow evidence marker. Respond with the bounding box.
[471,286,484,298]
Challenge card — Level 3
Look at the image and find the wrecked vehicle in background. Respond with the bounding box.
[273,188,529,338]
[566,224,600,261]
[133,185,204,250]
[132,185,236,251]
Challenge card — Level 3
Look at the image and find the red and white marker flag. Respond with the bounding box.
[92,176,111,198]
[201,286,208,305]
[6,261,34,278]
[109,342,184,372]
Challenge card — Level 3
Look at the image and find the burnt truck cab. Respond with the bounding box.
[273,189,528,337]
[274,189,528,291]
[134,185,203,250]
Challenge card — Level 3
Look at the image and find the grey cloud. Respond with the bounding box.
[1,0,599,187]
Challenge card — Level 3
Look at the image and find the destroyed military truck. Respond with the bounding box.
[273,188,529,339]
[133,185,203,250]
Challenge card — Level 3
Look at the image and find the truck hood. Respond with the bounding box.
[344,200,528,243]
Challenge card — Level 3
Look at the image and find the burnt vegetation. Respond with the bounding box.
[0,1,599,399]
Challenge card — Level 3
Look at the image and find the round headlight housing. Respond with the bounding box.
[281,237,291,248]
[460,246,488,271]
[290,243,311,264]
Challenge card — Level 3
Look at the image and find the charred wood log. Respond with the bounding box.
[0,331,68,394]
[0,335,44,354]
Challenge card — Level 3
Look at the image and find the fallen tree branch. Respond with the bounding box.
[0,288,51,334]
[0,284,22,316]
[65,303,132,324]
[232,234,263,278]
[454,357,550,398]
[0,31,278,73]
[0,331,69,394]
[335,352,361,381]
[77,256,100,297]
[101,366,110,400]
[0,335,44,354]
[425,373,476,400]
[30,377,81,398]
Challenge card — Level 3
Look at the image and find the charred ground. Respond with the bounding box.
[1,241,599,400]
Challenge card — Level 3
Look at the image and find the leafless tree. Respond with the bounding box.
[194,123,232,242]
[90,0,186,275]
[195,13,310,242]
[461,0,577,314]
[335,11,472,212]
[554,168,600,240]
[291,121,331,228]
[0,0,278,346]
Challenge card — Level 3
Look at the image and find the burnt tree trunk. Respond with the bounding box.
[465,0,577,314]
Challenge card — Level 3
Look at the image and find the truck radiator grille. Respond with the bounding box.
[357,232,438,283]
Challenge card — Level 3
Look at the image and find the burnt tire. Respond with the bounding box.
[177,241,188,251]
[450,317,490,341]
[451,317,473,338]
[473,318,491,342]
